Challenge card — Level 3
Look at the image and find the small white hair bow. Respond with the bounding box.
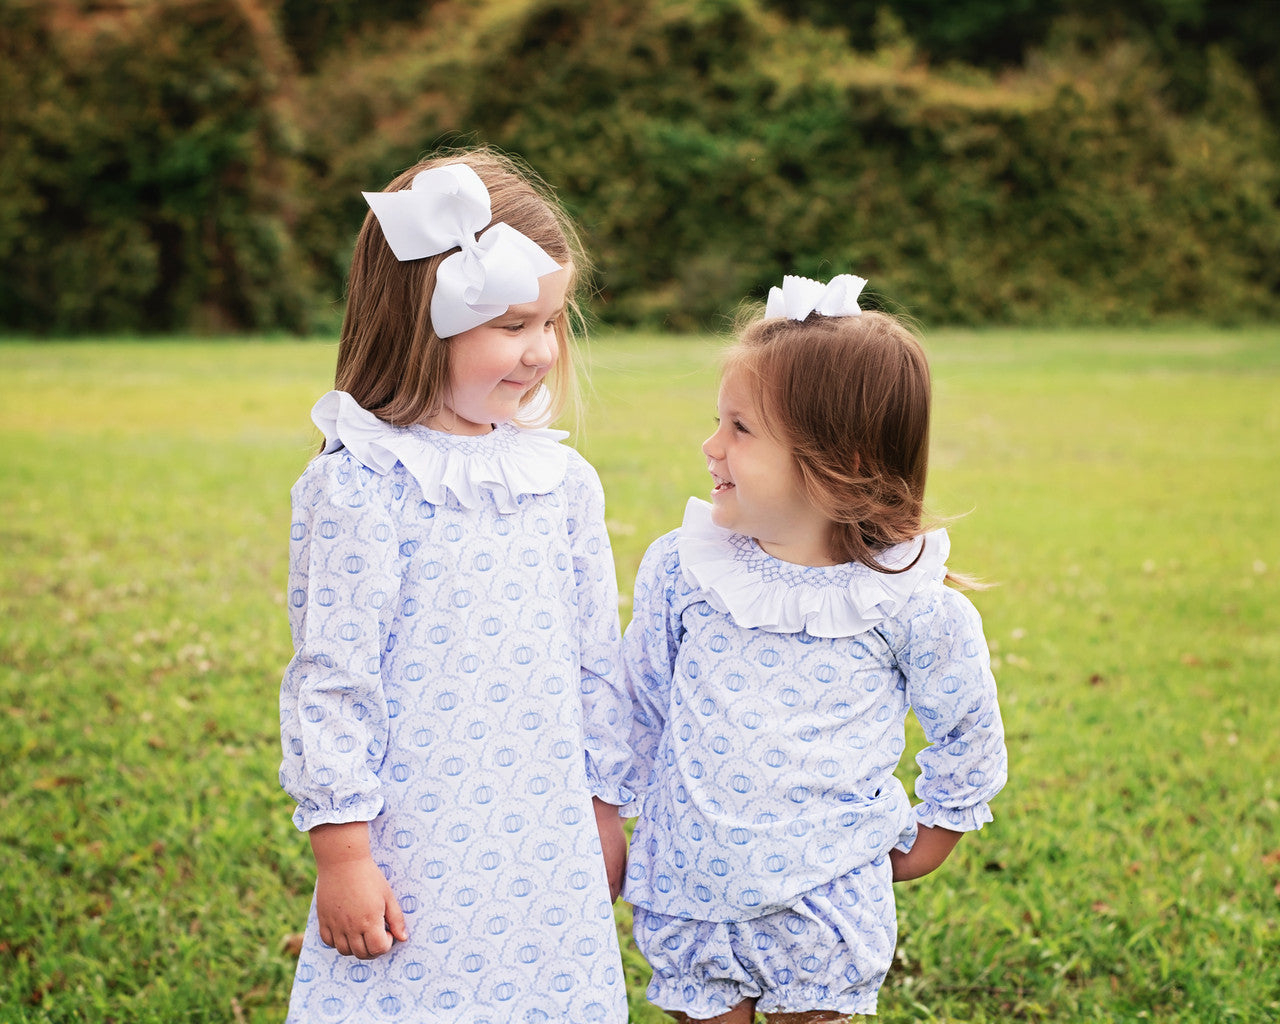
[362,164,562,338]
[765,274,867,321]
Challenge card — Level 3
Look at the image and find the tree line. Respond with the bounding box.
[2,0,1277,334]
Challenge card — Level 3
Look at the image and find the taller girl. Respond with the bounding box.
[279,149,633,1023]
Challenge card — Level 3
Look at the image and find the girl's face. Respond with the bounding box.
[702,370,835,566]
[426,267,570,435]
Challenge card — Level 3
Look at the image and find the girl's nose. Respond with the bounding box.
[523,326,557,367]
[701,430,722,461]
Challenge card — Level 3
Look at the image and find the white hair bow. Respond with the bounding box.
[362,164,562,338]
[765,274,867,321]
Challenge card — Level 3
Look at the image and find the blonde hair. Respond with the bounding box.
[334,147,588,430]
[725,309,936,574]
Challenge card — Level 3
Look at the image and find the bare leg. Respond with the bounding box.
[765,1013,851,1024]
[668,1000,758,1024]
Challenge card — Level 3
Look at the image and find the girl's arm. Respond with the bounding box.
[280,459,399,832]
[890,824,963,881]
[620,534,685,804]
[279,458,403,955]
[563,456,635,899]
[592,797,628,901]
[893,584,1008,848]
[309,822,408,959]
[564,456,635,812]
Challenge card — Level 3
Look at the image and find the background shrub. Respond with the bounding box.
[2,0,1277,332]
[0,0,314,332]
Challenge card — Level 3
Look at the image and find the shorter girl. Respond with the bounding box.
[278,149,633,1024]
[623,275,1008,1023]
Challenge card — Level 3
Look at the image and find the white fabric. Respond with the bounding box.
[622,504,1007,927]
[677,497,950,638]
[361,163,562,338]
[280,393,632,1022]
[311,390,570,514]
[363,164,492,260]
[765,273,867,320]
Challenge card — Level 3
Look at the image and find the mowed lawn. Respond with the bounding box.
[1,328,1277,1023]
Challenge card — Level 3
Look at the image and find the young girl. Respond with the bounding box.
[278,149,633,1024]
[623,275,1008,1023]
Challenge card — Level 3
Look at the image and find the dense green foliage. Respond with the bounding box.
[2,0,1278,332]
[2,331,1278,1021]
[765,0,1280,115]
[0,0,315,332]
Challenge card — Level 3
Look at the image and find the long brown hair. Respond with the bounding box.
[725,310,934,573]
[334,147,588,430]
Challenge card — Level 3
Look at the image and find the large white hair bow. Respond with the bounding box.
[765,274,867,321]
[362,163,562,338]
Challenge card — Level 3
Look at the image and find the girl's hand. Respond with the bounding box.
[592,798,628,902]
[309,822,409,959]
[890,824,963,882]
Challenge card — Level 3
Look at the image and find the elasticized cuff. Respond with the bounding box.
[587,781,637,812]
[585,758,636,811]
[291,795,384,833]
[913,800,994,834]
[617,797,643,819]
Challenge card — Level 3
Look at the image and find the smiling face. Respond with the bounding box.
[425,267,571,435]
[701,369,836,566]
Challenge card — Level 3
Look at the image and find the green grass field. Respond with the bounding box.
[2,328,1278,1023]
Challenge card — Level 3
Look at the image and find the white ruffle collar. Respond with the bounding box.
[311,390,570,513]
[677,498,950,638]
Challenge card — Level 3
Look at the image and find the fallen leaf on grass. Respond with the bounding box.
[1262,849,1280,867]
[33,775,84,790]
[280,933,305,957]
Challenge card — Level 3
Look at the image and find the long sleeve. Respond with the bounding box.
[563,453,635,808]
[620,532,685,810]
[884,584,1008,832]
[278,454,401,832]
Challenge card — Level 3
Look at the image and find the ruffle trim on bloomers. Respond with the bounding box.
[311,390,570,513]
[676,498,950,638]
